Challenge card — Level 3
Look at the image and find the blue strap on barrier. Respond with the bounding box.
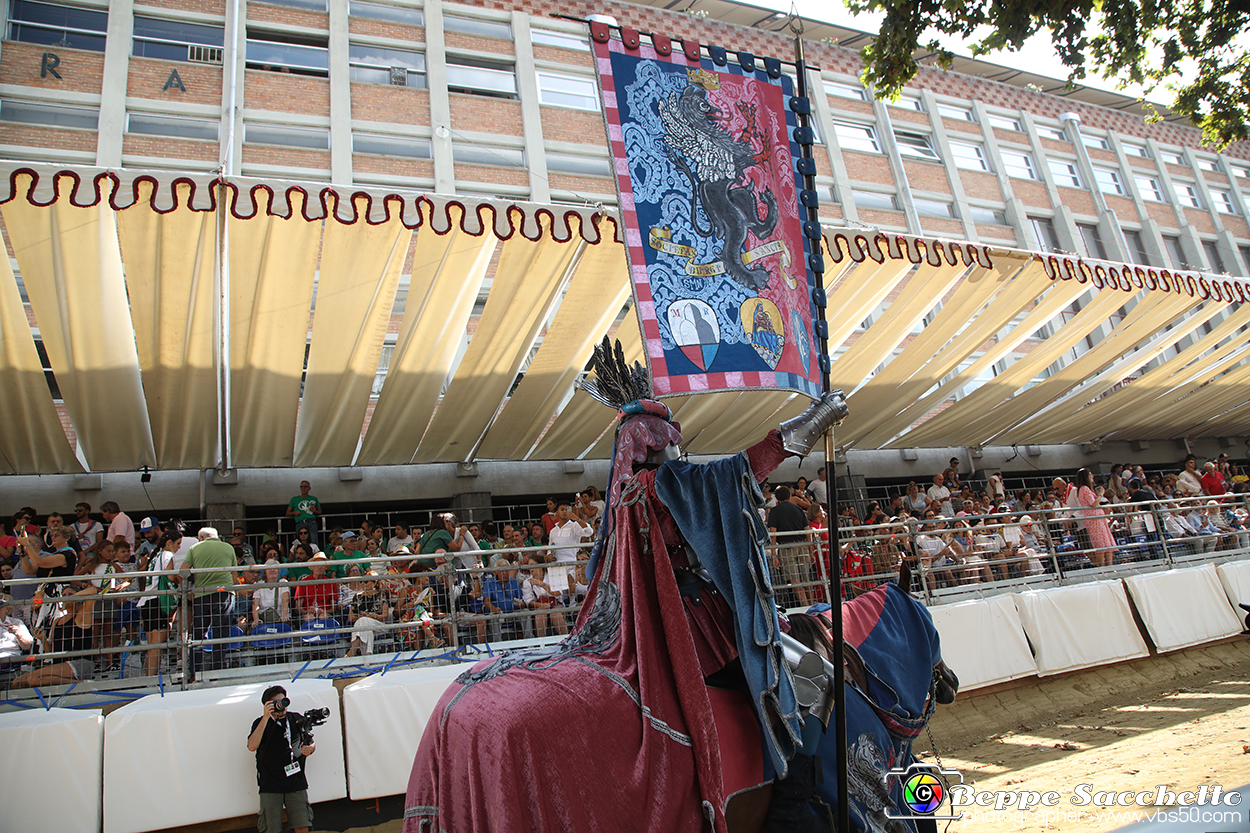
[157,674,165,697]
[291,660,312,682]
[51,681,78,708]
[32,686,49,710]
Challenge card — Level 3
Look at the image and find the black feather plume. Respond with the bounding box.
[581,336,651,408]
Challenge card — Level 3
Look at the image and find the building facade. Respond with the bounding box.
[2,0,1249,517]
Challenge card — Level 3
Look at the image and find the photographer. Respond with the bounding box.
[246,685,316,833]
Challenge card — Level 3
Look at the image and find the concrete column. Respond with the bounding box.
[808,69,856,223]
[973,99,1025,247]
[1019,111,1076,254]
[204,502,246,534]
[327,0,352,184]
[1139,217,1169,267]
[423,0,455,194]
[512,12,548,202]
[873,100,920,234]
[95,0,134,165]
[928,92,979,242]
[220,0,246,175]
[451,492,493,523]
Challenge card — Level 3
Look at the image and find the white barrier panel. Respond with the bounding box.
[343,662,466,800]
[103,679,346,833]
[929,595,1037,690]
[1216,559,1250,613]
[1123,565,1243,652]
[0,707,102,833]
[1013,580,1148,676]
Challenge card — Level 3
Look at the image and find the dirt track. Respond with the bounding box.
[915,638,1250,832]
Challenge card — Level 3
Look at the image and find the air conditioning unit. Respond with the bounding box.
[188,45,224,64]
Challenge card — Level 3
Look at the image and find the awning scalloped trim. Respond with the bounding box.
[1040,252,1250,305]
[0,164,620,244]
[825,229,996,269]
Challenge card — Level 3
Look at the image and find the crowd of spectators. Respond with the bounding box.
[2,455,1248,686]
[0,485,608,685]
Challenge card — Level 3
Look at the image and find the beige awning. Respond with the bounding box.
[2,164,1248,474]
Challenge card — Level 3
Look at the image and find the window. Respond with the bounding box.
[1212,189,1238,214]
[1093,167,1125,195]
[833,121,879,153]
[1000,150,1037,180]
[967,206,1008,225]
[1082,134,1110,151]
[246,30,329,76]
[127,112,218,141]
[1203,241,1226,273]
[1134,175,1166,202]
[893,130,939,161]
[913,197,955,219]
[936,103,974,121]
[1078,223,1106,259]
[1036,125,1067,141]
[8,0,107,52]
[1121,141,1149,158]
[348,1,423,26]
[263,0,327,10]
[1159,150,1184,165]
[245,122,329,149]
[443,14,511,40]
[852,190,897,211]
[353,132,430,158]
[0,98,97,129]
[1163,235,1190,269]
[987,114,1021,131]
[453,142,524,168]
[546,153,611,177]
[1231,164,1250,181]
[1048,159,1082,188]
[823,80,865,100]
[446,56,516,98]
[1029,216,1062,253]
[536,71,598,110]
[531,28,588,51]
[33,340,61,400]
[950,141,989,171]
[348,43,425,87]
[892,94,923,111]
[1123,230,1151,265]
[1195,157,1220,173]
[132,16,224,62]
[1173,182,1202,208]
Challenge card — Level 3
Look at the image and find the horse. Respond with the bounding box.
[402,556,957,833]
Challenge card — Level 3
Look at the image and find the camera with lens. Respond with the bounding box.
[274,698,331,748]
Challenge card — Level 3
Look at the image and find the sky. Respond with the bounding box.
[750,0,1159,104]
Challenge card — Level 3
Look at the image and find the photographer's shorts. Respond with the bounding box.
[258,790,312,832]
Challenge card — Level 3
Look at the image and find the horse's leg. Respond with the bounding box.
[726,784,772,833]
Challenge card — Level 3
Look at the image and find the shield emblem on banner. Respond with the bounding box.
[741,298,784,368]
[667,299,720,371]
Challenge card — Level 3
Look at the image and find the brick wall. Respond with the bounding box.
[538,106,607,144]
[444,30,514,57]
[350,84,430,125]
[842,151,894,184]
[1011,180,1050,206]
[244,70,331,116]
[977,223,1017,242]
[450,94,522,134]
[123,135,218,161]
[353,153,435,179]
[1143,201,1175,227]
[455,162,528,187]
[1054,187,1096,216]
[532,44,592,67]
[348,18,424,42]
[0,124,96,153]
[924,217,965,237]
[0,43,103,95]
[242,144,330,170]
[143,0,226,13]
[903,160,950,192]
[859,207,906,228]
[1182,207,1217,235]
[247,3,329,32]
[1104,194,1139,222]
[546,172,613,195]
[957,170,1000,200]
[127,57,224,108]
[1224,217,1249,238]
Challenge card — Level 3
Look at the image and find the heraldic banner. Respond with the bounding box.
[592,25,823,400]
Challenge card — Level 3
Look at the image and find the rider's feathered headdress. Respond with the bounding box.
[581,336,651,410]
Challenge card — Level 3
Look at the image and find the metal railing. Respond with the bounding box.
[3,495,1247,708]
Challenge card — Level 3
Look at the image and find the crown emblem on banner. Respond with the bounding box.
[686,68,720,90]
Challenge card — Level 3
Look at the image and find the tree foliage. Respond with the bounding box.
[847,0,1250,149]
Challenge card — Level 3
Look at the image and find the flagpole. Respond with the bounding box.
[793,26,849,833]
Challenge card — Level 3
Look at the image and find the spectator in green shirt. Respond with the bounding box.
[331,531,368,577]
[180,528,237,678]
[286,481,321,538]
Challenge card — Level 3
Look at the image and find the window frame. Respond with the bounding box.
[352,131,431,159]
[1134,174,1166,202]
[244,121,330,150]
[1048,159,1082,188]
[1123,229,1151,266]
[1159,150,1184,166]
[893,130,940,162]
[442,13,511,40]
[1081,134,1111,151]
[936,102,974,122]
[545,152,612,177]
[1000,149,1037,180]
[1035,124,1068,141]
[912,197,956,219]
[1211,189,1238,215]
[1093,166,1125,195]
[7,0,107,52]
[348,1,423,27]
[987,114,1021,131]
[531,27,589,51]
[1028,216,1062,253]
[347,42,426,88]
[452,141,525,169]
[832,121,880,154]
[950,141,990,172]
[535,70,598,111]
[445,55,517,99]
[246,30,329,76]
[851,189,897,212]
[1121,141,1149,158]
[1173,182,1202,208]
[126,111,219,141]
[132,15,225,62]
[823,80,866,101]
[0,98,99,129]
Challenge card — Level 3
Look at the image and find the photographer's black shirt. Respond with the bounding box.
[250,713,308,793]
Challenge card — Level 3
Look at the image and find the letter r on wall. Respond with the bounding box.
[41,51,61,79]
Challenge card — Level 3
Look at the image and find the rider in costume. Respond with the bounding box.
[404,338,847,833]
